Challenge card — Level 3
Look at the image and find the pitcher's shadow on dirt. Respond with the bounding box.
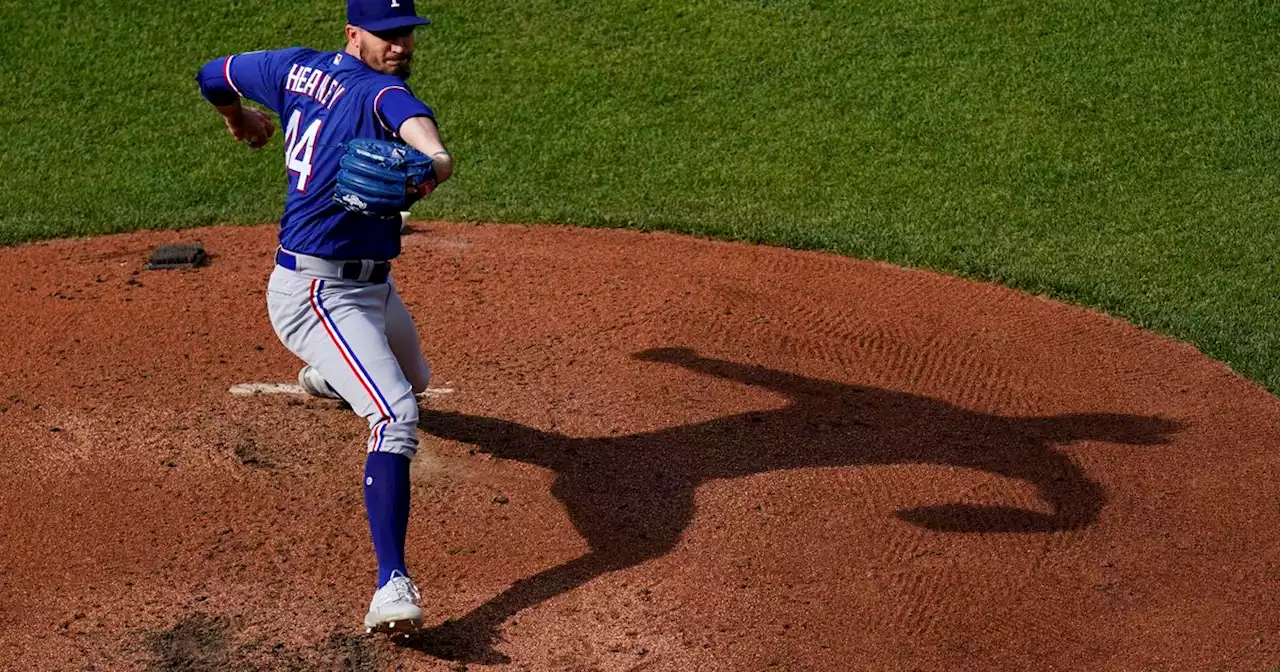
[402,347,1180,664]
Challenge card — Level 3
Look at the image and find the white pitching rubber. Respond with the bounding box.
[230,382,454,397]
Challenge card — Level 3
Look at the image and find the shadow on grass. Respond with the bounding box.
[402,348,1180,663]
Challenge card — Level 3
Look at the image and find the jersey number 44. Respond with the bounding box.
[284,109,323,192]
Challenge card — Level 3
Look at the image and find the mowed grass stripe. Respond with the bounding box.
[3,0,1278,392]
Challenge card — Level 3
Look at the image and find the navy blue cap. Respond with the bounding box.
[347,0,431,32]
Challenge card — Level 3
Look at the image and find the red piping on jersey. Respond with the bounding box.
[373,85,409,133]
[223,55,243,97]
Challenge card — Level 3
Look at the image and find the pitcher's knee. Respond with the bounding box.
[367,405,420,459]
[406,360,431,395]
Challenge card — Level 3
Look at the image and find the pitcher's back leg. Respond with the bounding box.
[386,280,432,394]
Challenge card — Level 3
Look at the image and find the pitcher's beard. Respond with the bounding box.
[358,44,412,78]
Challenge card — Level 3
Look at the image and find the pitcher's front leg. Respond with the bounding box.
[297,279,424,634]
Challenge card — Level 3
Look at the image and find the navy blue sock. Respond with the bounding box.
[363,451,411,587]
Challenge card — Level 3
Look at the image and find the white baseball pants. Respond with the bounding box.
[266,265,430,459]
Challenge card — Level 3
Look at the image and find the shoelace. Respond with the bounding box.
[383,575,420,604]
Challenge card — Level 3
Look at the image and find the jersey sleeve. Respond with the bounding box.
[196,47,312,114]
[373,85,436,135]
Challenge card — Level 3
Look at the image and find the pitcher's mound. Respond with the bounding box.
[0,222,1276,671]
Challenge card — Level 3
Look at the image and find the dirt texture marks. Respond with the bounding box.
[0,222,1277,671]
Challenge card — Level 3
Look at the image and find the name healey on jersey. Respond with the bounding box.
[285,63,347,109]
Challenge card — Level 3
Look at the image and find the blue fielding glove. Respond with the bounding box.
[333,138,438,219]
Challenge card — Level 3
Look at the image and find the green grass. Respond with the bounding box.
[3,0,1279,393]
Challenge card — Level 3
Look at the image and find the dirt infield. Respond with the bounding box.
[0,222,1276,671]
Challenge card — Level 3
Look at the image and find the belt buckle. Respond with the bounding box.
[338,259,389,282]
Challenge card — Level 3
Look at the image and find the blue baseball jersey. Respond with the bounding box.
[197,48,435,261]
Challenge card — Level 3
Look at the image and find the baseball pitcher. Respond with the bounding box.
[195,0,453,635]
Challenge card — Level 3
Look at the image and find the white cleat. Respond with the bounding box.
[363,571,423,635]
[298,365,342,400]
